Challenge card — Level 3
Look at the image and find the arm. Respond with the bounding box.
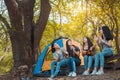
[101,40,112,47]
[90,45,95,51]
[82,47,87,55]
[98,37,103,45]
[61,48,69,57]
[73,48,80,56]
[94,36,102,51]
[98,36,112,47]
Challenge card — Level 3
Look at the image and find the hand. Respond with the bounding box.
[73,47,75,52]
[98,36,103,44]
[94,36,99,42]
[90,47,93,51]
[98,36,102,41]
[83,50,87,54]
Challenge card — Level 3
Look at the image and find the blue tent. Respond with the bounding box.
[33,39,64,76]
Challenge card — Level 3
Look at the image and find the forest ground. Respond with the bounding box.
[37,69,120,80]
[1,68,120,80]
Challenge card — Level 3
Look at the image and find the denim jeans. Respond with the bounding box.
[84,55,93,69]
[72,57,81,66]
[94,48,113,68]
[51,57,76,77]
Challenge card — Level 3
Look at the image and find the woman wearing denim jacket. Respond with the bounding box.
[91,26,113,75]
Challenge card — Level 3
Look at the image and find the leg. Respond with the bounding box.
[69,57,77,77]
[51,61,57,76]
[67,58,73,72]
[91,53,100,75]
[96,49,113,75]
[87,56,93,71]
[83,56,93,75]
[94,53,100,68]
[70,57,76,72]
[84,55,88,70]
[53,59,69,77]
[100,49,113,67]
[72,57,81,66]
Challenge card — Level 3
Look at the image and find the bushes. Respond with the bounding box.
[0,52,13,74]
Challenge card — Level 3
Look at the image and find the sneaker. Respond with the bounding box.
[82,71,89,75]
[71,72,77,77]
[68,72,73,77]
[96,70,104,75]
[91,70,97,75]
[50,75,54,78]
[48,77,53,80]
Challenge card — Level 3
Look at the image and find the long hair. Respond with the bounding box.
[51,39,59,53]
[101,26,113,40]
[51,37,69,53]
[66,39,71,53]
[83,37,93,50]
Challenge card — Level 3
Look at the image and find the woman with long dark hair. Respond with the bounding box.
[82,37,95,75]
[66,39,81,77]
[49,42,77,79]
[91,26,113,75]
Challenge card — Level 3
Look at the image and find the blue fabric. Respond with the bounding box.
[68,57,80,72]
[94,47,113,68]
[84,55,93,69]
[72,57,81,66]
[33,39,64,75]
[51,57,76,77]
[33,44,51,75]
[67,57,76,72]
[55,39,63,48]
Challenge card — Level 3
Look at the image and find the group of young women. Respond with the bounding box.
[49,26,113,80]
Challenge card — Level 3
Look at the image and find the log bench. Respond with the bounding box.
[105,53,120,70]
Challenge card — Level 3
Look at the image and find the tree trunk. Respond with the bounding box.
[114,17,120,53]
[34,0,51,60]
[4,0,51,71]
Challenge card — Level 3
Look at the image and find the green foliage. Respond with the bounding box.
[40,0,120,55]
[0,0,120,74]
[0,51,13,74]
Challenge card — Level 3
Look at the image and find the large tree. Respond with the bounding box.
[0,0,51,70]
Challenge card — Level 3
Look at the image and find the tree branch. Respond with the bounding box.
[0,14,11,30]
[4,0,23,31]
[36,0,51,26]
[34,0,51,56]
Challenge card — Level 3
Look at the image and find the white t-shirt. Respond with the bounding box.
[53,47,64,60]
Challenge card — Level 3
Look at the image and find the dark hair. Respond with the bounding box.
[51,37,69,53]
[51,38,60,53]
[101,26,113,40]
[66,39,71,53]
[83,37,93,50]
[51,42,55,53]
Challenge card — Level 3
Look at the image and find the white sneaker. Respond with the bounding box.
[71,72,77,77]
[48,78,53,80]
[91,70,97,75]
[96,70,104,75]
[82,71,89,75]
[68,72,73,76]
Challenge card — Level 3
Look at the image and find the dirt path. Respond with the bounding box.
[1,69,120,80]
[35,69,120,80]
